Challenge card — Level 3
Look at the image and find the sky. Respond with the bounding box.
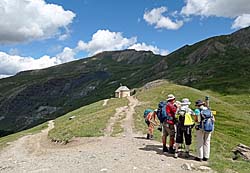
[1,0,250,78]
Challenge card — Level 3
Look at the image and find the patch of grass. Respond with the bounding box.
[134,80,250,173]
[111,113,126,137]
[48,98,128,142]
[0,122,48,150]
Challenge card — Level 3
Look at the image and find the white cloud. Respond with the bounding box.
[144,7,184,30]
[0,75,12,79]
[0,0,75,43]
[128,43,169,56]
[76,30,137,55]
[232,14,250,29]
[181,0,250,18]
[0,50,76,77]
[181,0,250,29]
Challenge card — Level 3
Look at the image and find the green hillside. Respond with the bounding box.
[48,97,128,142]
[1,80,249,172]
[1,27,250,137]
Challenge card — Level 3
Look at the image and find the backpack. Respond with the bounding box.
[156,101,172,123]
[144,109,153,119]
[200,109,214,132]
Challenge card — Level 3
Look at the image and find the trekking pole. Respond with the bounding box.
[205,96,210,108]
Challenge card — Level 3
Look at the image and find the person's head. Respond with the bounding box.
[181,98,191,108]
[174,101,181,108]
[195,100,205,109]
[167,94,175,103]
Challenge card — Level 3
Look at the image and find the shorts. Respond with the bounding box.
[176,126,192,145]
[162,121,175,138]
[145,119,150,127]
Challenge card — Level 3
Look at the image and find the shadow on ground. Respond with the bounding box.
[136,137,197,161]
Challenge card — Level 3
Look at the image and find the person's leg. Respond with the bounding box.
[168,124,175,154]
[162,122,168,152]
[184,126,192,158]
[149,123,154,139]
[203,132,212,160]
[175,126,184,158]
[145,120,150,139]
[196,130,204,161]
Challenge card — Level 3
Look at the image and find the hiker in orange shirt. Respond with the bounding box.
[144,109,159,139]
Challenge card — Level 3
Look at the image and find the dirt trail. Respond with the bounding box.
[0,97,210,173]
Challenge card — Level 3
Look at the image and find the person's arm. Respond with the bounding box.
[194,109,200,122]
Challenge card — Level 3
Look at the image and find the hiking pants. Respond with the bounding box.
[176,126,192,145]
[163,122,175,138]
[196,129,211,159]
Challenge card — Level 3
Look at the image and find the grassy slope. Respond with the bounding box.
[134,80,250,173]
[48,98,128,142]
[0,122,48,150]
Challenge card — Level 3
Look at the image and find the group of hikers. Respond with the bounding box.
[144,94,215,161]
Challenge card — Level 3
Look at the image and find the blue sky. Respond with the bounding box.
[0,0,250,78]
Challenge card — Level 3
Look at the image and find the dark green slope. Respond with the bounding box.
[162,27,250,93]
[0,50,162,136]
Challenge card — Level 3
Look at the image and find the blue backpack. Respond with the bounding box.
[156,101,172,123]
[200,109,214,132]
[144,109,153,118]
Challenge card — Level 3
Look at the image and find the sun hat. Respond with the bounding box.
[174,101,181,106]
[195,100,205,106]
[181,98,191,105]
[167,94,175,101]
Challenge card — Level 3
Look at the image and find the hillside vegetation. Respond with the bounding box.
[133,80,250,173]
[48,98,128,142]
[1,27,250,137]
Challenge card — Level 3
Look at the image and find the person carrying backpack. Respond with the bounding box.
[194,99,215,161]
[174,98,195,158]
[144,109,159,139]
[162,94,177,154]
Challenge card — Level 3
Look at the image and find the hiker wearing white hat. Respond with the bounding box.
[162,94,177,154]
[167,94,175,101]
[174,98,195,158]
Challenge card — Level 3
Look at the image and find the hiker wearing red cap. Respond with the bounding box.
[162,94,177,154]
[194,99,215,161]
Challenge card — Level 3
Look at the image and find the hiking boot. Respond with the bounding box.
[146,134,150,139]
[202,157,209,161]
[185,151,190,158]
[168,147,175,154]
[149,135,154,139]
[195,157,202,162]
[163,145,168,153]
[174,152,178,158]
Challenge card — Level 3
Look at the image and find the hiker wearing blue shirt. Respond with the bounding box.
[194,100,215,161]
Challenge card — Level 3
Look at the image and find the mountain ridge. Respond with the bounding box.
[1,27,250,136]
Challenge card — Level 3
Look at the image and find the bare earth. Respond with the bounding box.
[0,96,210,173]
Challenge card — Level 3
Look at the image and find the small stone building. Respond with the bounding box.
[115,86,130,98]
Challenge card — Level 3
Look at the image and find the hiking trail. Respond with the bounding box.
[0,96,211,173]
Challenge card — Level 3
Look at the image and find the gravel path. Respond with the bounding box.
[0,96,210,173]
